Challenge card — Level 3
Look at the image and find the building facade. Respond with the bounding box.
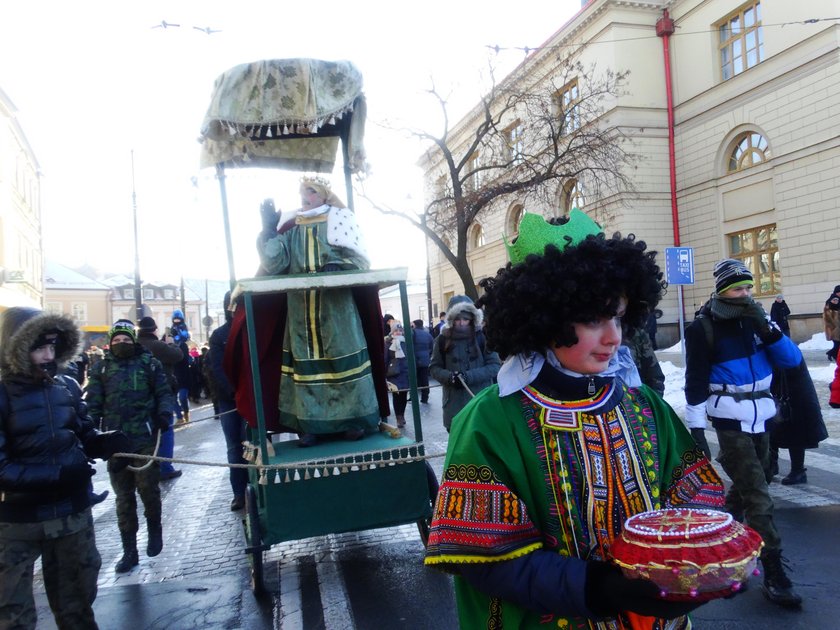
[423,0,840,343]
[0,87,43,310]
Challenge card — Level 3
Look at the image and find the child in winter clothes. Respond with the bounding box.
[425,211,725,629]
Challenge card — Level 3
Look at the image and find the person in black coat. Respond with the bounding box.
[770,295,791,337]
[0,308,129,629]
[411,319,434,404]
[768,358,828,485]
[207,292,248,511]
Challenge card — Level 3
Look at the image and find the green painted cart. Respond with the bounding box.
[234,270,437,595]
[200,59,437,595]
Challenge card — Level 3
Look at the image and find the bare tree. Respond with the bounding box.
[361,55,638,300]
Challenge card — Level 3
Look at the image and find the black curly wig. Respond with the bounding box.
[477,232,665,358]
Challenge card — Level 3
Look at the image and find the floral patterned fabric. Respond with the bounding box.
[199,58,366,172]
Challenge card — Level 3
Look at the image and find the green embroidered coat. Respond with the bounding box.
[425,382,724,630]
[258,212,380,434]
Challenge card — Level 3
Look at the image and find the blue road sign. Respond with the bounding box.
[665,247,694,285]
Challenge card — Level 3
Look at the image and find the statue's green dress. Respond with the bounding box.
[258,208,380,435]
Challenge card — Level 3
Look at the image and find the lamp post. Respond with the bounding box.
[130,151,143,322]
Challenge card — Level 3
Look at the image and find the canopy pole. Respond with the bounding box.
[216,163,237,291]
[339,120,354,211]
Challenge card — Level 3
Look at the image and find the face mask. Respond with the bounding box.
[716,295,751,306]
[38,361,57,377]
[111,343,135,359]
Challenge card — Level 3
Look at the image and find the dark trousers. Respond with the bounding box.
[416,366,430,403]
[716,429,781,551]
[219,399,248,498]
[0,510,100,630]
[391,391,408,416]
[109,461,161,535]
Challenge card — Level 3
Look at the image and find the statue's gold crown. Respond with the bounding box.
[504,209,602,265]
[300,174,331,189]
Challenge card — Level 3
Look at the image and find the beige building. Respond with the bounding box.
[423,0,840,344]
[44,260,111,328]
[0,87,43,310]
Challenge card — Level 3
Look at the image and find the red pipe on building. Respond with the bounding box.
[656,10,680,246]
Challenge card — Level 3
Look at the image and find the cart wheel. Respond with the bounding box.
[417,462,440,546]
[245,484,266,596]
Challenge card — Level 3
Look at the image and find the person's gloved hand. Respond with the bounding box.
[690,428,712,460]
[321,263,341,273]
[260,198,279,235]
[84,431,132,460]
[449,371,465,388]
[153,414,171,433]
[585,561,704,619]
[58,462,95,488]
[101,431,133,459]
[742,300,770,334]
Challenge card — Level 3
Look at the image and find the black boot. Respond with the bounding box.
[761,549,802,608]
[781,468,808,485]
[147,521,163,557]
[115,532,139,573]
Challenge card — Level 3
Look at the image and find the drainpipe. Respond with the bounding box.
[656,9,680,246]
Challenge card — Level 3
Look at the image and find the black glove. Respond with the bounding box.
[585,561,704,619]
[742,300,770,335]
[153,414,171,433]
[58,462,95,488]
[321,263,341,272]
[690,428,712,460]
[85,431,133,460]
[260,198,279,235]
[449,371,465,388]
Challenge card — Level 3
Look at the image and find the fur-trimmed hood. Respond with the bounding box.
[445,296,484,329]
[0,308,82,376]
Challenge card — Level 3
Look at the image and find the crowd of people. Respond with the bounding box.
[3,178,837,627]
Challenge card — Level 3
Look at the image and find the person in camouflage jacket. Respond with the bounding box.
[85,319,173,574]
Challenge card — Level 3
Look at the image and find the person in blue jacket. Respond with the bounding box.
[684,258,803,609]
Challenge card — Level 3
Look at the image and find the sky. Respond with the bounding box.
[0,0,583,284]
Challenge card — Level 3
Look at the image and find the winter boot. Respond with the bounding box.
[781,468,807,485]
[183,409,190,423]
[760,549,802,608]
[115,532,139,573]
[147,521,163,557]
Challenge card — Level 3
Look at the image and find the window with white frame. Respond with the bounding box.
[470,223,486,250]
[728,224,779,297]
[46,302,63,314]
[467,152,483,191]
[144,288,155,300]
[123,288,134,300]
[718,1,763,81]
[71,303,88,325]
[164,289,174,299]
[504,122,524,165]
[562,179,586,212]
[507,204,525,236]
[556,79,581,134]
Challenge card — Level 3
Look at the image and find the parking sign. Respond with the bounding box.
[665,247,694,285]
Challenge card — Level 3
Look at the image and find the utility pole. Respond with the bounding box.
[131,151,143,322]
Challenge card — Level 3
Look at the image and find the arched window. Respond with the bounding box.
[728,132,769,172]
[507,204,525,236]
[470,223,486,250]
[562,179,586,212]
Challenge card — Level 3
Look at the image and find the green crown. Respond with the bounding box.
[504,209,602,265]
